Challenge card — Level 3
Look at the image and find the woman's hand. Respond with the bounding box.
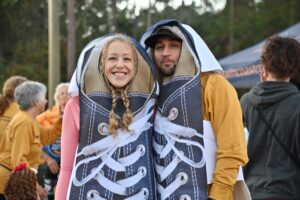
[37,184,48,199]
[41,151,60,174]
[46,156,60,174]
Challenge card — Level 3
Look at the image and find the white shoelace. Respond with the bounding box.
[153,112,205,199]
[72,102,154,199]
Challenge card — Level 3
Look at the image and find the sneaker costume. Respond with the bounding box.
[141,19,249,200]
[56,34,158,200]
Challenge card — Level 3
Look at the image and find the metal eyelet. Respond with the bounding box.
[138,166,147,177]
[179,194,192,200]
[141,188,149,199]
[136,144,146,157]
[167,107,178,121]
[87,190,100,200]
[98,122,109,135]
[176,172,188,185]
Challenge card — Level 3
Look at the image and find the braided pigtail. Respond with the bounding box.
[121,85,133,132]
[109,89,120,136]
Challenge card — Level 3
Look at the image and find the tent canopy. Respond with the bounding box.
[219,22,300,89]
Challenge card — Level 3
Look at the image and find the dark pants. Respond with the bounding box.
[38,163,59,200]
[44,166,58,200]
[0,194,6,200]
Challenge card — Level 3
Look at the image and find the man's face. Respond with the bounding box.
[153,37,182,76]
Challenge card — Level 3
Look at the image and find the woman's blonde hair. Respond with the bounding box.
[101,34,138,136]
[54,82,69,105]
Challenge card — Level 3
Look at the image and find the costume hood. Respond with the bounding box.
[140,19,223,73]
[69,34,158,101]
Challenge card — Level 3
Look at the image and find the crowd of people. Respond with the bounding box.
[0,19,299,200]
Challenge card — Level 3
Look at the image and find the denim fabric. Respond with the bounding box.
[68,34,158,200]
[154,76,207,200]
[68,91,156,200]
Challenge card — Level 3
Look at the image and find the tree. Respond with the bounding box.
[67,0,76,80]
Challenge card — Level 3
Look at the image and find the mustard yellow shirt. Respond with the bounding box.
[36,105,60,128]
[201,72,248,200]
[0,111,61,193]
[0,102,19,142]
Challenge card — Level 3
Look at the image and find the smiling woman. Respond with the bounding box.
[100,36,139,136]
[102,39,137,91]
[55,33,159,200]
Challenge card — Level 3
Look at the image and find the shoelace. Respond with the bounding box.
[153,112,205,200]
[72,101,154,199]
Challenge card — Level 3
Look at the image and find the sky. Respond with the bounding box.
[118,0,227,15]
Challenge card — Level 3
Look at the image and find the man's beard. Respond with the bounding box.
[158,64,176,76]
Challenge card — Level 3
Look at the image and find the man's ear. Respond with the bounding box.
[260,68,268,82]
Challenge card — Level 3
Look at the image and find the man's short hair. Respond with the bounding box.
[145,28,182,48]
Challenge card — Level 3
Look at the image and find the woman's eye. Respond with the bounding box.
[108,57,116,60]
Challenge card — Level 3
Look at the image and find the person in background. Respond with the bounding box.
[290,49,300,90]
[0,76,28,142]
[4,163,40,200]
[241,36,300,200]
[141,19,249,200]
[0,81,62,200]
[55,34,158,199]
[36,82,69,200]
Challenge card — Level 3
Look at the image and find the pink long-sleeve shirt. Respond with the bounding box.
[55,96,79,200]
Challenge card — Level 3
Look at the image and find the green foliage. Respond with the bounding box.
[1,0,300,89]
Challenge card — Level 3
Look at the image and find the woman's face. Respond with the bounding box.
[57,85,69,109]
[103,40,135,90]
[36,95,47,114]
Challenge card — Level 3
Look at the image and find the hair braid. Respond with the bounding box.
[109,89,119,136]
[121,86,133,132]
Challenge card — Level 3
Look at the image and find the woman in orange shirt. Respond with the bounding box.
[36,83,69,200]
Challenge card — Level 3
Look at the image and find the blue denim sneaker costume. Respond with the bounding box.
[141,20,208,200]
[68,34,159,200]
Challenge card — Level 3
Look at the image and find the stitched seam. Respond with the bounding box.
[162,79,199,113]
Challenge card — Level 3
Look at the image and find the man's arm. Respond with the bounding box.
[202,73,248,200]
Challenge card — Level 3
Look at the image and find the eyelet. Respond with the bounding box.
[176,172,188,185]
[87,189,100,199]
[136,144,145,156]
[98,122,109,135]
[138,166,147,177]
[141,188,149,199]
[179,194,192,200]
[167,107,178,121]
